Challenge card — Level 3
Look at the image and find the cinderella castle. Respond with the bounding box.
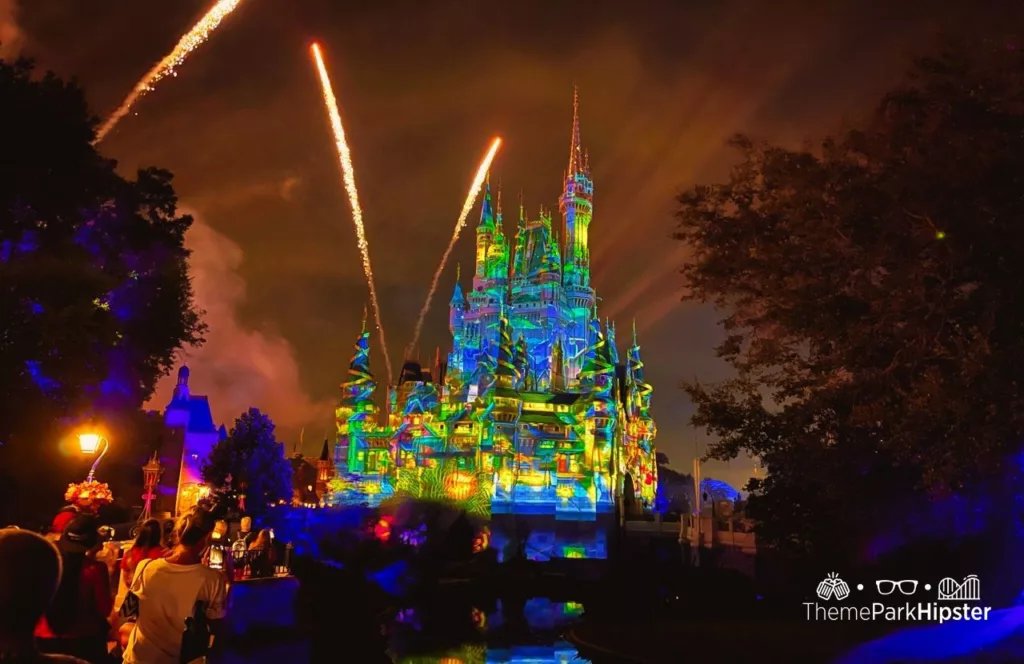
[329,91,657,521]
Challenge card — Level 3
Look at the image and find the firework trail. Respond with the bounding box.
[310,42,393,382]
[93,0,244,145]
[408,137,503,356]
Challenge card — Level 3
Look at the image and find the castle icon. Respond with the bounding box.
[937,575,981,601]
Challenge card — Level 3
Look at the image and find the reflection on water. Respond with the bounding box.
[386,597,591,664]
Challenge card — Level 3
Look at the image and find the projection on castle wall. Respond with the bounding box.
[328,91,658,526]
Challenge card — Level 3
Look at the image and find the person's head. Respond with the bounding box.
[59,514,101,556]
[173,507,216,551]
[250,528,272,549]
[213,520,228,540]
[240,516,252,533]
[46,514,101,632]
[0,528,62,640]
[133,518,164,550]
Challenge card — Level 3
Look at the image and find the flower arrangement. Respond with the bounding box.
[64,480,113,507]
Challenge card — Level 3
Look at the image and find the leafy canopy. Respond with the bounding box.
[202,408,293,516]
[675,39,1024,555]
[0,57,204,445]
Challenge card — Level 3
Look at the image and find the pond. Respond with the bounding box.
[385,597,591,663]
[215,571,592,663]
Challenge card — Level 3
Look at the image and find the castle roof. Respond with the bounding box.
[168,394,217,434]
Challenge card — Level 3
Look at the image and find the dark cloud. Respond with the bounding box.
[15,0,1019,489]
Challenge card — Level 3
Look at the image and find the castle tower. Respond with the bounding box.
[316,439,333,497]
[172,365,191,401]
[336,310,381,475]
[559,88,597,383]
[472,177,508,300]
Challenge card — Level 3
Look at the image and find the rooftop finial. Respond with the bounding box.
[361,305,368,333]
[456,263,461,282]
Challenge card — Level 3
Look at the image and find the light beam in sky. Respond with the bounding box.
[310,42,393,383]
[408,137,503,357]
[94,0,244,144]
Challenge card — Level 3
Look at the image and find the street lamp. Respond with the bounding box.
[78,433,109,483]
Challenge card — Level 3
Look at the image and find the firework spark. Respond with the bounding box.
[93,0,244,144]
[409,137,503,356]
[311,42,393,382]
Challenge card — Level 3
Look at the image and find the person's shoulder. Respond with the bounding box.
[197,563,227,582]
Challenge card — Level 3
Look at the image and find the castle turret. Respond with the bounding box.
[316,439,333,497]
[560,86,594,291]
[558,88,596,383]
[511,193,528,283]
[172,365,190,402]
[336,310,379,474]
[449,264,466,335]
[495,314,517,390]
[472,177,508,296]
[606,319,620,366]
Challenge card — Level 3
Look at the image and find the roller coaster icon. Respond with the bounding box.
[937,575,981,601]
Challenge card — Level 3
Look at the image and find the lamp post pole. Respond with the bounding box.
[78,434,110,483]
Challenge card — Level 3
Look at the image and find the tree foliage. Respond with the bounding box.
[202,409,292,516]
[675,39,1024,558]
[0,57,204,446]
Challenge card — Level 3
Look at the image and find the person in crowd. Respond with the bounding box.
[235,516,255,549]
[120,520,166,591]
[122,507,228,664]
[35,515,113,663]
[204,521,232,577]
[0,528,90,663]
[48,505,80,541]
[246,529,277,577]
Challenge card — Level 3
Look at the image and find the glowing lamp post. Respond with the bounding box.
[78,433,109,483]
[139,453,163,523]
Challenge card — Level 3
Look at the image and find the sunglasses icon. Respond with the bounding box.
[876,580,918,596]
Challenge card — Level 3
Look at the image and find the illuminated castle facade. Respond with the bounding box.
[330,91,657,520]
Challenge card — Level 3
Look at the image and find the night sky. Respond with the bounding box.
[2,0,1014,489]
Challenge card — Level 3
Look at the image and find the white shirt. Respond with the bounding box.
[122,558,228,664]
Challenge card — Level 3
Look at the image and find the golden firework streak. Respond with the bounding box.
[94,0,244,144]
[409,137,503,356]
[310,42,393,382]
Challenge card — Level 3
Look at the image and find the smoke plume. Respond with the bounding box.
[146,212,330,443]
[0,0,22,58]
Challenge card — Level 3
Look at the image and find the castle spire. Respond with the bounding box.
[477,176,496,232]
[496,178,503,223]
[568,84,582,177]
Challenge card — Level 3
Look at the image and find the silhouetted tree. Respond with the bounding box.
[675,38,1024,560]
[202,409,292,517]
[0,57,204,523]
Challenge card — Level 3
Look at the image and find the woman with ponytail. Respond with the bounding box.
[122,507,228,664]
[35,514,113,662]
